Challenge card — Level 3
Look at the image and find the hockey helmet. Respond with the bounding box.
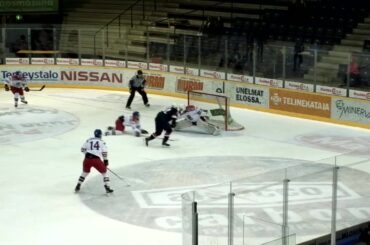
[118,115,125,121]
[94,129,103,138]
[170,105,178,115]
[133,111,140,118]
[137,70,143,75]
[15,70,22,76]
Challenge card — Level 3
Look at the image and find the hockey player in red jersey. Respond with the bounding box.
[75,129,113,194]
[145,105,178,147]
[4,71,30,108]
[105,111,148,137]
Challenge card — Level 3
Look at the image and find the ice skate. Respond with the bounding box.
[104,185,114,193]
[74,183,81,193]
[162,136,170,147]
[21,99,28,104]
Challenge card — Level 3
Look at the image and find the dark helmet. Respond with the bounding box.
[94,129,102,138]
[118,115,125,121]
[133,111,140,118]
[170,106,178,115]
[137,70,143,75]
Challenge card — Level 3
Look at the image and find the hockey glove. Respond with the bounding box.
[171,120,177,128]
[4,84,9,91]
[140,129,148,134]
[104,159,109,166]
[24,87,30,92]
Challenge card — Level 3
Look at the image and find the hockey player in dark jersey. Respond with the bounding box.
[145,105,178,147]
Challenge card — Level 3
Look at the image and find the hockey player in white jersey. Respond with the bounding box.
[105,111,148,137]
[175,105,221,136]
[4,71,30,108]
[75,129,113,193]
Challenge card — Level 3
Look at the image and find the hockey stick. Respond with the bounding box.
[29,85,46,91]
[107,168,131,187]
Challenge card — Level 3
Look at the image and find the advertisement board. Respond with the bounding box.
[3,60,370,129]
[231,83,269,107]
[0,66,128,86]
[285,80,314,92]
[127,61,148,70]
[270,88,331,118]
[144,73,166,90]
[81,59,103,66]
[227,73,253,83]
[200,69,225,80]
[0,66,59,83]
[31,58,54,65]
[255,77,283,88]
[349,90,370,100]
[105,60,126,68]
[176,76,203,94]
[56,58,79,65]
[316,85,347,97]
[148,63,168,72]
[169,65,185,74]
[6,58,29,65]
[332,98,370,125]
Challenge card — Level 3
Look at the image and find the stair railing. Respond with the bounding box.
[93,0,158,56]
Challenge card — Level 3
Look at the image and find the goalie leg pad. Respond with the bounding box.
[174,119,193,131]
[198,121,221,135]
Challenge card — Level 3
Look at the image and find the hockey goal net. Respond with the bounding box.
[187,90,244,131]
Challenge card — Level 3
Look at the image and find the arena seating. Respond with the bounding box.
[60,0,370,87]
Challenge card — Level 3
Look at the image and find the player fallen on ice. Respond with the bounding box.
[145,105,178,147]
[75,129,113,194]
[175,105,221,135]
[104,111,149,137]
[4,71,30,108]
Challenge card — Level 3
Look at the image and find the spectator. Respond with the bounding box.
[349,57,361,86]
[341,57,362,87]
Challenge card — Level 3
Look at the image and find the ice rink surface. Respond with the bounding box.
[1,88,370,245]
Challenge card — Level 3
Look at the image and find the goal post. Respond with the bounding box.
[187,90,244,131]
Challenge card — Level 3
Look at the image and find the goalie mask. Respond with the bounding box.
[186,105,196,112]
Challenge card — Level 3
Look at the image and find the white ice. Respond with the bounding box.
[1,88,370,245]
